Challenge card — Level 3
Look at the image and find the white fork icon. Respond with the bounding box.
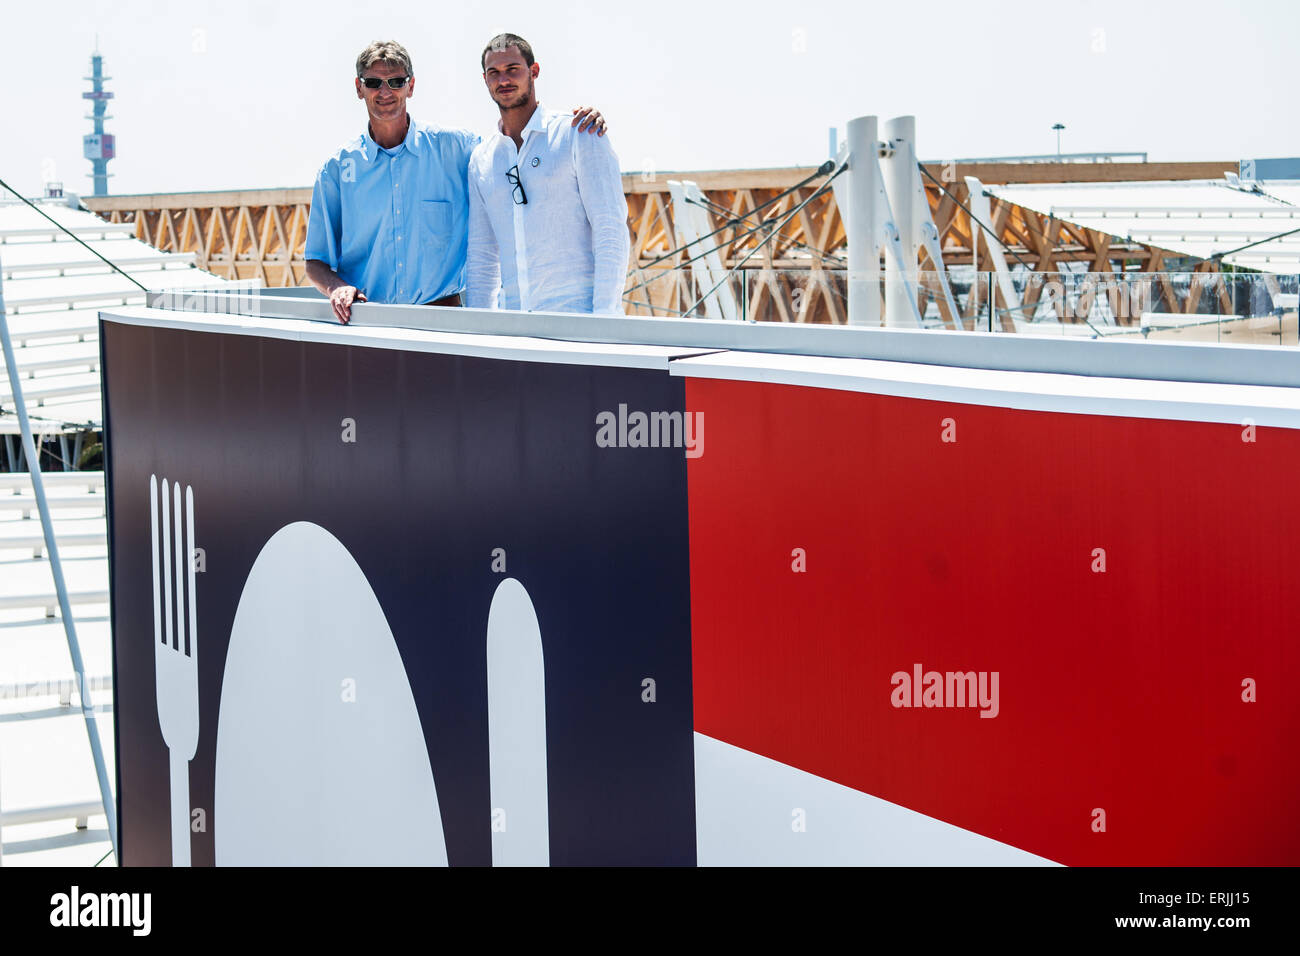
[150,475,199,867]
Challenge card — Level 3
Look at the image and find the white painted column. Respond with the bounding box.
[964,175,1022,326]
[882,116,919,328]
[846,115,881,327]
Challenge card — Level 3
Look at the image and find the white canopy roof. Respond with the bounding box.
[989,179,1300,274]
[1,198,246,435]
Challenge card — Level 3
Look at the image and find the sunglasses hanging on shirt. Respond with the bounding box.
[506,164,528,205]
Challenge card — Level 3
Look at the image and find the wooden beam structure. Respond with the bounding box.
[84,159,1236,325]
[85,188,311,288]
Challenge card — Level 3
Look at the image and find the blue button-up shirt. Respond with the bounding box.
[305,116,480,304]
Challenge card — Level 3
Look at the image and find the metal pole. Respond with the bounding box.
[882,116,917,329]
[846,115,881,326]
[989,271,996,332]
[0,253,118,859]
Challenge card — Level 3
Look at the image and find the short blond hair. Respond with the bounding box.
[356,41,413,78]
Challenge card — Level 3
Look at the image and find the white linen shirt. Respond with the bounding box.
[466,105,630,315]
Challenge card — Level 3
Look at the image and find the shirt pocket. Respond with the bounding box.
[421,199,453,253]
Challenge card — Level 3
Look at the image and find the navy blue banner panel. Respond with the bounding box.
[102,318,695,866]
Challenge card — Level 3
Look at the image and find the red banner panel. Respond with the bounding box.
[687,376,1297,865]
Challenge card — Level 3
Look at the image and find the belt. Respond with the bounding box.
[422,293,462,307]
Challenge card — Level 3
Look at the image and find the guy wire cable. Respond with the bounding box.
[917,163,1034,270]
[683,192,845,264]
[1212,224,1300,260]
[622,201,816,298]
[681,166,847,317]
[624,161,844,299]
[0,175,149,292]
[632,160,837,272]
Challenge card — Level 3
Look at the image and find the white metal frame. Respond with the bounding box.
[666,180,740,321]
[0,255,117,863]
[837,115,937,328]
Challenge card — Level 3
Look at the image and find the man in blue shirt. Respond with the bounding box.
[305,40,606,324]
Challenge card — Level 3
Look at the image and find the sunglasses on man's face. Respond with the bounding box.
[361,76,411,90]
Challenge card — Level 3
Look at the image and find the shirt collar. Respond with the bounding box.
[497,103,548,139]
[363,112,419,163]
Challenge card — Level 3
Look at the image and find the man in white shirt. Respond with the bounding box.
[466,34,630,316]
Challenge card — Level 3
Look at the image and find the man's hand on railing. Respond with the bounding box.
[305,259,367,325]
[329,286,366,325]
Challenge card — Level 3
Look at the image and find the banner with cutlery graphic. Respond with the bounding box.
[102,319,697,866]
[102,310,1300,867]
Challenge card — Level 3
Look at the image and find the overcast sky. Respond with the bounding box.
[3,0,1297,197]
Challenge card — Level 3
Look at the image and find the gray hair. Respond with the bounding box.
[356,40,413,78]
